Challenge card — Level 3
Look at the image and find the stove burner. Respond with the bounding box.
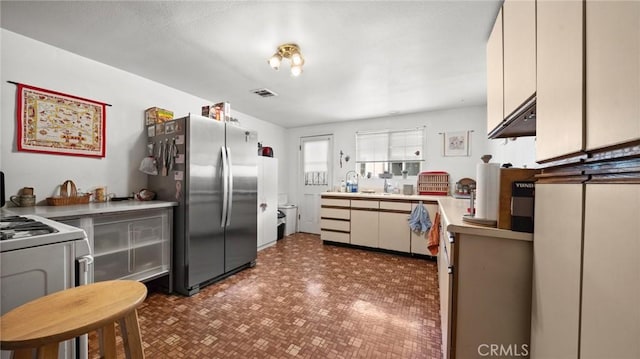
[0,216,58,241]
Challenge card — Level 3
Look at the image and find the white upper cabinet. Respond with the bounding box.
[486,8,504,135]
[585,0,640,150]
[536,0,585,162]
[502,0,536,118]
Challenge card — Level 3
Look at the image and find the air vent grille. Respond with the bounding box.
[251,88,278,98]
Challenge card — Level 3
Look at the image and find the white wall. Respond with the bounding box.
[285,106,494,205]
[488,136,538,169]
[284,105,539,206]
[1,29,287,203]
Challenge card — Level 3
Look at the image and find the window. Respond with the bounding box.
[302,137,330,185]
[355,128,424,177]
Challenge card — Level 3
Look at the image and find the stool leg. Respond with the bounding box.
[120,309,145,359]
[36,342,58,359]
[100,322,117,359]
[12,349,32,359]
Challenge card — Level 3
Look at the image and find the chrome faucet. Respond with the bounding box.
[345,170,357,183]
[379,171,393,193]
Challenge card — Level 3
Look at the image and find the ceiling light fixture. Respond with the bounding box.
[268,43,304,77]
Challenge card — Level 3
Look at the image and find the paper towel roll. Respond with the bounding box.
[475,162,500,220]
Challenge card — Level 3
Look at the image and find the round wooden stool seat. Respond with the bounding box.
[1,280,147,359]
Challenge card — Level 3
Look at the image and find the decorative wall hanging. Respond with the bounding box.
[13,82,109,158]
[442,130,471,157]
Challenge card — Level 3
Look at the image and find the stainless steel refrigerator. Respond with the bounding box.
[148,114,257,296]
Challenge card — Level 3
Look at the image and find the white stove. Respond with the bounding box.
[0,215,88,252]
[1,214,92,359]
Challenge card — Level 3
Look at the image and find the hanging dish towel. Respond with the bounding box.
[408,201,432,234]
[427,212,441,255]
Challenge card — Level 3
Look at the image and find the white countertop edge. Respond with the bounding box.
[1,200,177,219]
[321,192,444,202]
[321,192,533,242]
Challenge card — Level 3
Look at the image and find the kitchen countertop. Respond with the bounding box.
[1,200,177,219]
[322,192,533,242]
[321,192,444,202]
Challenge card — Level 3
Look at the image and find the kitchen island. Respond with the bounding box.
[321,192,532,359]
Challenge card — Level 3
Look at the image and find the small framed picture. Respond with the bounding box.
[155,123,165,136]
[443,131,470,157]
[165,121,176,134]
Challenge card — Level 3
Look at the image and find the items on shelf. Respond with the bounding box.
[202,102,230,121]
[144,107,173,126]
[417,171,450,195]
[453,178,476,199]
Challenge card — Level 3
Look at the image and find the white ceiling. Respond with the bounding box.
[0,1,501,128]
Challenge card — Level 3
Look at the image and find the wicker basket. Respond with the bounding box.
[417,171,450,195]
[46,180,91,206]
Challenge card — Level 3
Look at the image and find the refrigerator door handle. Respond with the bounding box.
[221,146,229,227]
[226,146,233,226]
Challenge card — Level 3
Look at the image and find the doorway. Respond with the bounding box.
[298,135,333,234]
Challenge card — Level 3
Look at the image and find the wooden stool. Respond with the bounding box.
[1,280,147,359]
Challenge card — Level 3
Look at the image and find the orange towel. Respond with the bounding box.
[427,212,441,255]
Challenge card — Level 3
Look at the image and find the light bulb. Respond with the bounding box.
[268,53,282,70]
[290,64,303,77]
[291,52,303,66]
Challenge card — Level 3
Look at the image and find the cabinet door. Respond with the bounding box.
[93,209,170,282]
[486,7,504,135]
[129,214,170,277]
[581,184,640,359]
[438,230,453,359]
[350,209,379,248]
[502,0,536,118]
[530,184,583,359]
[586,1,640,150]
[536,0,584,162]
[378,212,410,252]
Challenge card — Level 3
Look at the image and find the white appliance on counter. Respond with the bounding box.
[0,214,93,359]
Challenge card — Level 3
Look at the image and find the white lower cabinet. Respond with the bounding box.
[531,183,640,359]
[438,226,453,358]
[320,198,350,244]
[378,201,412,252]
[320,230,350,244]
[92,209,171,283]
[530,184,583,358]
[350,209,379,248]
[378,212,410,252]
[321,195,439,255]
[580,184,640,359]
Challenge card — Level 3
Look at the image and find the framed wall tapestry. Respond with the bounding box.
[443,130,470,157]
[16,83,107,158]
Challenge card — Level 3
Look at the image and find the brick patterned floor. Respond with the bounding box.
[89,233,442,358]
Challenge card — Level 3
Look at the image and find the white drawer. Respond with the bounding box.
[321,230,350,244]
[321,207,350,219]
[320,219,350,232]
[379,201,412,211]
[350,200,379,209]
[321,198,350,207]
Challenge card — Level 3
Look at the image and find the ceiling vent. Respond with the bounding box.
[251,88,278,98]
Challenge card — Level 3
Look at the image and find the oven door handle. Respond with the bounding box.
[78,255,94,286]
